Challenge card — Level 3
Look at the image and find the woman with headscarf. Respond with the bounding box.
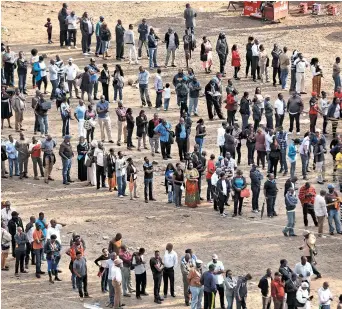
[200,36,213,74]
[87,140,97,186]
[185,161,200,208]
[1,86,12,129]
[216,32,228,76]
[77,136,89,181]
[310,58,323,94]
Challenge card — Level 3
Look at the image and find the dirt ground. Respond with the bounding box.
[1,1,342,309]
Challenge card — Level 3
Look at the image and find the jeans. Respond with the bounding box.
[107,279,115,304]
[195,137,204,154]
[290,161,296,179]
[95,36,102,54]
[101,268,108,291]
[50,79,58,99]
[164,98,170,110]
[153,273,162,300]
[266,195,277,216]
[148,48,157,68]
[18,73,27,92]
[155,91,163,108]
[190,286,204,309]
[76,274,88,298]
[226,295,234,309]
[280,69,288,89]
[251,185,260,210]
[38,115,49,135]
[301,154,308,177]
[241,114,249,130]
[81,33,92,53]
[31,156,44,177]
[333,75,341,92]
[62,115,70,137]
[174,184,182,207]
[117,175,126,196]
[114,85,123,101]
[34,248,43,274]
[280,149,288,173]
[139,84,151,107]
[283,211,296,235]
[62,158,72,183]
[328,208,341,233]
[189,97,199,115]
[167,185,174,203]
[144,178,153,200]
[8,157,19,176]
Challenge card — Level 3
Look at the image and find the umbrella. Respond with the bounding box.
[260,198,266,219]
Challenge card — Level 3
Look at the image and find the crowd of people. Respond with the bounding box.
[1,2,342,309]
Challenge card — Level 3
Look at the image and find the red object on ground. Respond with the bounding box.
[299,3,308,13]
[264,2,289,21]
[243,1,262,17]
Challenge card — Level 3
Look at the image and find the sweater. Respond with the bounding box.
[285,192,298,211]
[200,271,217,293]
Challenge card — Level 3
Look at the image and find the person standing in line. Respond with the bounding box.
[100,63,110,101]
[119,245,134,297]
[175,117,188,162]
[41,135,57,183]
[231,169,247,217]
[124,24,138,64]
[271,272,285,309]
[15,132,29,179]
[94,16,104,56]
[12,89,26,133]
[188,259,204,309]
[154,119,172,160]
[325,184,342,235]
[250,164,263,213]
[94,141,107,190]
[264,95,274,130]
[143,156,156,203]
[138,66,152,107]
[216,172,230,218]
[314,189,328,237]
[294,53,310,94]
[287,91,303,136]
[180,253,193,306]
[163,243,178,299]
[224,270,237,309]
[132,248,148,300]
[271,44,282,87]
[298,182,318,228]
[14,227,28,277]
[147,28,160,70]
[264,173,278,218]
[216,32,228,76]
[283,187,298,237]
[251,39,260,82]
[333,57,341,92]
[276,126,288,176]
[201,264,217,309]
[136,110,148,151]
[80,12,94,56]
[74,100,86,138]
[112,258,123,309]
[207,254,225,309]
[235,274,252,309]
[105,252,116,307]
[73,251,90,301]
[137,18,149,59]
[115,151,127,198]
[150,250,164,304]
[245,36,254,78]
[258,268,273,309]
[285,273,299,309]
[148,113,161,156]
[184,3,197,34]
[274,93,286,128]
[32,223,45,278]
[279,46,290,90]
[206,154,216,202]
[164,28,179,68]
[188,76,201,116]
[318,282,334,309]
[299,132,310,180]
[29,136,44,180]
[64,58,80,99]
[289,50,298,92]
[65,11,79,49]
[16,51,28,94]
[96,95,113,143]
[154,68,163,110]
[115,19,125,61]
[126,108,135,150]
[59,135,74,185]
[24,216,36,269]
[115,101,127,146]
[57,3,68,47]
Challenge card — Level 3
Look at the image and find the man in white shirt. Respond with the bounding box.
[1,201,16,227]
[296,282,312,308]
[314,190,328,237]
[221,152,237,177]
[46,219,66,243]
[65,11,80,49]
[299,132,310,180]
[163,243,178,298]
[115,151,127,197]
[217,121,226,155]
[64,58,80,99]
[124,24,138,64]
[251,39,260,81]
[207,254,225,309]
[49,59,59,100]
[294,256,313,282]
[154,68,163,110]
[211,167,221,211]
[317,282,333,308]
[265,128,274,173]
[106,253,116,307]
[113,259,123,309]
[94,142,107,190]
[293,53,309,94]
[274,93,286,128]
[24,216,36,267]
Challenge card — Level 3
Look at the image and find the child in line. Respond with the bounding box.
[164,83,171,111]
[94,248,110,293]
[44,18,53,44]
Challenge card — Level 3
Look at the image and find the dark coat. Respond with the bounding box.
[115,24,125,43]
[8,217,24,236]
[164,32,179,49]
[58,7,68,30]
[258,275,273,297]
[175,123,188,141]
[147,118,161,138]
[80,18,94,36]
[216,179,231,199]
[285,279,298,306]
[80,72,92,92]
[279,266,293,282]
[136,115,148,137]
[239,97,250,115]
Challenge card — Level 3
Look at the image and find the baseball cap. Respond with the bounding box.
[327,184,335,189]
[301,282,309,288]
[68,58,73,62]
[212,254,218,259]
[195,259,203,264]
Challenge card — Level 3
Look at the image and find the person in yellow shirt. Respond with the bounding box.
[335,147,342,192]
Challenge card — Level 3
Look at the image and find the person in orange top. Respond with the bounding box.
[298,182,318,227]
[231,44,241,80]
[271,272,285,309]
[206,154,216,202]
[108,233,122,255]
[29,136,44,180]
[308,93,322,133]
[32,223,45,278]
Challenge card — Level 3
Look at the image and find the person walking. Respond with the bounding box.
[264,173,278,218]
[150,250,164,304]
[299,182,318,228]
[184,3,197,33]
[283,187,298,237]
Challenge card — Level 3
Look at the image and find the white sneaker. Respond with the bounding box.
[221,213,227,218]
[88,51,93,54]
[119,195,124,198]
[134,61,139,65]
[138,57,142,60]
[74,45,78,49]
[288,131,293,135]
[157,108,160,111]
[83,53,89,56]
[67,46,71,50]
[296,132,300,135]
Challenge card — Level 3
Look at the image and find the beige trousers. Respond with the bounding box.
[98,117,112,141]
[117,120,127,143]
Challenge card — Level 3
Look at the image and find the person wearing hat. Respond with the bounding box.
[95,16,104,56]
[188,259,203,309]
[64,58,80,99]
[295,281,312,308]
[59,135,74,185]
[207,254,225,309]
[325,184,342,235]
[113,258,123,308]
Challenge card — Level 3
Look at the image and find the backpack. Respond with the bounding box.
[130,252,138,270]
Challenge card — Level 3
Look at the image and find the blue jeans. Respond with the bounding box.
[189,286,203,309]
[62,115,70,137]
[300,154,308,177]
[38,115,49,135]
[18,73,27,92]
[195,137,204,154]
[328,208,341,233]
[50,79,58,99]
[148,48,157,68]
[280,149,288,172]
[107,278,115,305]
[290,161,296,179]
[333,75,341,92]
[34,248,43,274]
[117,175,126,196]
[114,85,123,101]
[62,158,72,183]
[321,305,330,309]
[189,97,199,115]
[47,259,58,271]
[226,295,234,309]
[164,98,170,110]
[283,211,296,235]
[8,157,19,176]
[280,69,288,89]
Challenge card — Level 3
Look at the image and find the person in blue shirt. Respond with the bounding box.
[154,119,172,160]
[200,264,217,309]
[175,117,188,161]
[87,58,100,100]
[74,100,87,138]
[96,95,113,143]
[36,212,48,260]
[6,135,19,177]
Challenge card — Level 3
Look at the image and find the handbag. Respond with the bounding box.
[200,53,208,62]
[168,131,175,144]
[240,188,250,198]
[84,154,92,167]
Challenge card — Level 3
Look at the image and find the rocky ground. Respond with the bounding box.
[1,1,342,309]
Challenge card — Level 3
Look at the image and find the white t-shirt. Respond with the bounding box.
[164,88,171,99]
[207,260,224,285]
[65,64,79,81]
[39,62,47,77]
[94,148,104,166]
[26,226,35,243]
[66,15,78,30]
[87,20,93,34]
[46,224,62,242]
[112,265,122,282]
[133,255,146,274]
[299,137,310,155]
[274,99,285,115]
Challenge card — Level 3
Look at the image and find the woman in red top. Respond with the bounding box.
[231,44,241,80]
[308,93,322,132]
[225,89,238,126]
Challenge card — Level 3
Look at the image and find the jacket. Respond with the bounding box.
[80,18,94,35]
[271,278,285,300]
[224,276,237,297]
[287,95,303,114]
[200,271,216,293]
[271,49,282,68]
[279,265,293,282]
[147,118,161,138]
[264,101,273,117]
[115,24,125,42]
[216,179,231,198]
[298,186,316,205]
[285,279,298,306]
[44,239,61,260]
[184,7,197,28]
[188,81,201,98]
[136,115,148,137]
[8,217,24,236]
[239,97,250,115]
[236,276,248,299]
[216,38,228,56]
[285,192,298,211]
[147,33,160,49]
[252,104,261,121]
[255,133,266,151]
[58,7,68,30]
[284,179,295,196]
[327,103,339,118]
[231,50,241,67]
[14,232,28,251]
[80,72,92,92]
[175,123,188,141]
[250,168,263,186]
[231,176,247,192]
[138,23,148,41]
[258,275,272,297]
[164,32,179,49]
[126,114,134,130]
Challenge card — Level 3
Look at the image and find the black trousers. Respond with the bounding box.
[251,56,260,80]
[160,141,171,159]
[227,110,236,126]
[135,271,147,297]
[289,113,300,133]
[257,150,266,168]
[234,66,240,78]
[206,95,223,120]
[15,250,26,273]
[204,291,215,309]
[266,195,276,216]
[247,143,255,165]
[96,164,106,189]
[323,115,328,133]
[25,242,35,265]
[102,83,109,101]
[218,194,226,214]
[127,128,134,147]
[177,139,187,161]
[214,284,225,309]
[68,29,77,46]
[116,41,124,59]
[218,53,227,74]
[207,179,212,201]
[153,273,162,300]
[76,274,88,298]
[60,29,68,46]
[81,33,92,53]
[163,267,175,296]
[303,203,318,227]
[11,236,16,257]
[236,143,241,164]
[246,56,252,76]
[306,256,320,276]
[251,185,260,210]
[269,158,279,178]
[144,179,153,200]
[234,192,243,215]
[155,91,163,108]
[273,66,281,85]
[275,114,284,128]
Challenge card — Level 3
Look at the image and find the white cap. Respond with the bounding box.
[195,259,203,264]
[68,58,73,62]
